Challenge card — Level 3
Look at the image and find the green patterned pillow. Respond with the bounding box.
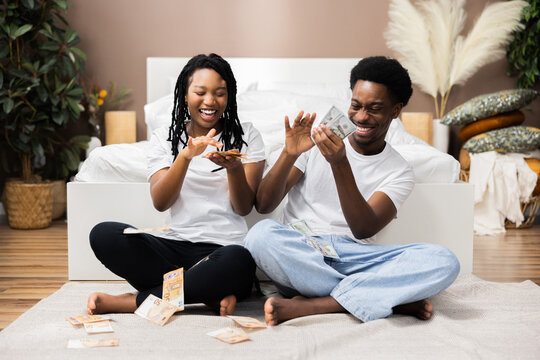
[463,126,540,154]
[441,89,538,126]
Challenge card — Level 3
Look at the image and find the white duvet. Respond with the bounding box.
[75,90,459,183]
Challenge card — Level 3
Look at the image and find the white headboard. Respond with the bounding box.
[146,57,360,104]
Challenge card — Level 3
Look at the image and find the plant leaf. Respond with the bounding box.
[21,0,35,9]
[70,47,87,61]
[3,98,14,114]
[11,24,33,39]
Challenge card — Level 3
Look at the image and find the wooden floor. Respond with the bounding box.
[0,220,539,331]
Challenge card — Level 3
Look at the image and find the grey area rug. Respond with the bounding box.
[1,275,539,360]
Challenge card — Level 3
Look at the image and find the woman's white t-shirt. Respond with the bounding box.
[146,122,265,246]
[281,140,414,243]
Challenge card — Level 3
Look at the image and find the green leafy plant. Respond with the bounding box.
[507,0,540,88]
[0,0,89,182]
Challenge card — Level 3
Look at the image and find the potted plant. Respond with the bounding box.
[507,0,540,89]
[0,0,89,229]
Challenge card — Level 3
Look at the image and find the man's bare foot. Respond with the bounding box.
[87,292,138,315]
[219,295,237,316]
[264,296,345,326]
[393,299,433,320]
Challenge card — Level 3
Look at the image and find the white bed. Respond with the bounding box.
[67,57,473,280]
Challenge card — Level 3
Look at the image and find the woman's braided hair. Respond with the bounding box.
[168,53,245,159]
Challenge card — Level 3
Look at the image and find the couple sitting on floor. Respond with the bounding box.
[87,53,459,325]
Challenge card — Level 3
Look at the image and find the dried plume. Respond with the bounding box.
[384,0,438,99]
[449,1,527,87]
[385,0,528,118]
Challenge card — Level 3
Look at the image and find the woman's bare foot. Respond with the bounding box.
[264,296,345,326]
[87,292,138,315]
[205,294,237,316]
[393,299,433,320]
[219,295,237,316]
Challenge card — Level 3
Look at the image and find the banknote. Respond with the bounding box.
[67,338,119,349]
[66,314,111,326]
[84,320,114,334]
[163,268,184,310]
[207,327,250,344]
[318,105,356,139]
[288,220,315,236]
[123,226,170,234]
[227,315,267,329]
[304,237,340,259]
[135,294,177,326]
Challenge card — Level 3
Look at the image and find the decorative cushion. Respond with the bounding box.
[441,89,538,126]
[463,126,540,154]
[458,110,525,142]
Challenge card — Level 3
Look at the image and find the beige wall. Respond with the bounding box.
[67,0,539,157]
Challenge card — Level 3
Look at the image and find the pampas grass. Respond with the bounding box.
[385,0,527,119]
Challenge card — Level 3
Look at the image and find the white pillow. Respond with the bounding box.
[386,119,460,183]
[144,93,174,138]
[256,81,351,100]
[75,142,151,182]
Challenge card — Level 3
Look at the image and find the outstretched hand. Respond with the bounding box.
[311,124,346,164]
[205,149,243,170]
[181,128,223,160]
[284,111,317,156]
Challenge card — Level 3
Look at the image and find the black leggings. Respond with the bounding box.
[89,222,256,307]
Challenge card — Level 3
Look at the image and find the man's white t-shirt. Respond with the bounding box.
[146,122,265,246]
[281,139,414,243]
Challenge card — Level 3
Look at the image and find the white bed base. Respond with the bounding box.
[67,57,474,280]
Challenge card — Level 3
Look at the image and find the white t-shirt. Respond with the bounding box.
[281,140,414,243]
[146,122,265,246]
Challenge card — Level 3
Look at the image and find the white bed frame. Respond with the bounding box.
[67,57,474,280]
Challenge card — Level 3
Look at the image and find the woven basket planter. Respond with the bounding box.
[460,169,539,229]
[4,180,54,229]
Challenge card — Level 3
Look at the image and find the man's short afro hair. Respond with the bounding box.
[350,56,413,106]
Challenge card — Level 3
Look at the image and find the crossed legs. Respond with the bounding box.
[245,219,458,324]
[87,222,255,316]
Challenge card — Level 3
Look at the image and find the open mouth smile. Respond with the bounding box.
[199,109,218,120]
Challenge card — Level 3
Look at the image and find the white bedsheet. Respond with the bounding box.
[75,90,459,183]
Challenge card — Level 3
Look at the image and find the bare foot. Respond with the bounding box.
[219,295,237,316]
[264,296,345,326]
[204,294,237,316]
[393,299,433,320]
[87,292,138,315]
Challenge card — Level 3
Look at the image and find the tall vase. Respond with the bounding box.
[432,119,450,153]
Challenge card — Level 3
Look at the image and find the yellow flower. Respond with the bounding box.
[99,90,108,98]
[97,98,104,106]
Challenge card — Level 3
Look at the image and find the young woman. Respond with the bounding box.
[87,53,265,316]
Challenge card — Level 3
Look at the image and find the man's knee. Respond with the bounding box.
[244,219,281,256]
[423,244,461,278]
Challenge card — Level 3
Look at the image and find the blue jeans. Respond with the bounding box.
[244,219,460,322]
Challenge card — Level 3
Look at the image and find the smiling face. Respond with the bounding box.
[347,80,402,155]
[185,68,228,137]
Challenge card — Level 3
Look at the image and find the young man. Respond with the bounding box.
[244,56,459,325]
